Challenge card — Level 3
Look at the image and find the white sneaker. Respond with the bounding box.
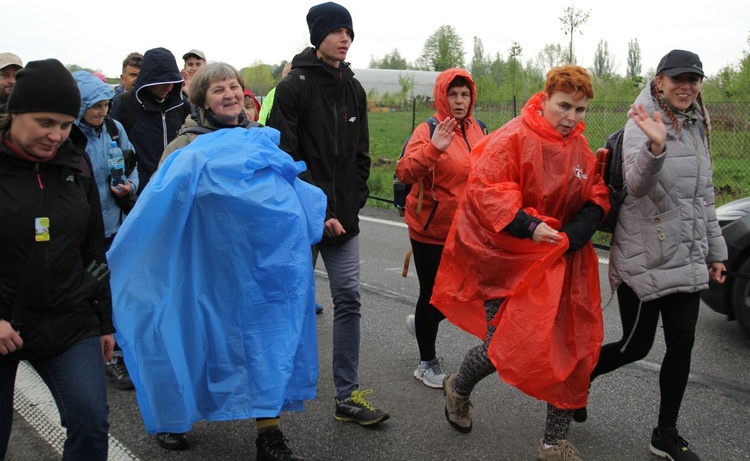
[405,314,416,338]
[414,358,446,389]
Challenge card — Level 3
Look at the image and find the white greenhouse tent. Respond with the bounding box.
[352,68,441,99]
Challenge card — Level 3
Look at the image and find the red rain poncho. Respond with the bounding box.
[431,92,610,409]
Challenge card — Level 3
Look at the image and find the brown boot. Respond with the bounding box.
[443,373,472,433]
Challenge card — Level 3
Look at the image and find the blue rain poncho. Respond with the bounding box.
[107,127,326,434]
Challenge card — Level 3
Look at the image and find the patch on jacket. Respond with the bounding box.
[573,165,588,180]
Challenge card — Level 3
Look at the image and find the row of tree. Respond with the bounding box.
[364,4,749,104]
[70,4,749,105]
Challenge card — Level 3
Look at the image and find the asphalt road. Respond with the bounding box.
[7,206,750,461]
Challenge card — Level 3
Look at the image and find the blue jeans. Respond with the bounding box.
[0,336,109,461]
[317,236,362,400]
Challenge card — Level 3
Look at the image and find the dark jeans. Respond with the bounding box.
[591,282,700,429]
[410,239,446,361]
[315,236,362,400]
[0,336,109,461]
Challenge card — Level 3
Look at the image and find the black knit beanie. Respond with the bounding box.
[7,59,81,118]
[307,2,354,49]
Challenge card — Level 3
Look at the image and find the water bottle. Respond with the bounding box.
[108,141,126,187]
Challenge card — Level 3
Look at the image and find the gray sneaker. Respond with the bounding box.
[443,373,472,433]
[405,314,416,338]
[414,358,446,389]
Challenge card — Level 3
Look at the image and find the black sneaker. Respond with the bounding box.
[156,432,189,451]
[334,389,390,426]
[649,427,700,461]
[256,428,304,461]
[106,356,134,390]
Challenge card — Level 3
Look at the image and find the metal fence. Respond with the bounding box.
[372,98,750,205]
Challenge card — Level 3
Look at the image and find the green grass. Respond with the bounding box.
[366,108,749,210]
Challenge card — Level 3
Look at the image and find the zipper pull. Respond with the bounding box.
[35,163,44,189]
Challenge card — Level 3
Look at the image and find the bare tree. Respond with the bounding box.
[508,42,523,95]
[536,43,566,75]
[626,39,642,80]
[559,4,590,63]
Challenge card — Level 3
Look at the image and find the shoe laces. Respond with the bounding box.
[557,440,581,461]
[426,358,444,375]
[110,358,127,374]
[349,389,377,411]
[660,429,688,449]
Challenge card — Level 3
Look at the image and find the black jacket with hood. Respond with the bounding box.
[111,47,189,190]
[266,47,370,245]
[0,129,113,361]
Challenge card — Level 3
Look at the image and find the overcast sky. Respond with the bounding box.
[6,0,748,81]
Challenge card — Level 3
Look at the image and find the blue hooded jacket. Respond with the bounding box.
[73,71,138,238]
[107,127,326,433]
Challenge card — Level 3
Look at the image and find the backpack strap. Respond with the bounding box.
[414,117,439,215]
[476,119,488,135]
[104,116,120,145]
[180,126,216,136]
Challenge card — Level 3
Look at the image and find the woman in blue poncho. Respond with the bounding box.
[109,62,325,461]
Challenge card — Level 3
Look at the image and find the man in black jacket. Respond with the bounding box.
[111,47,189,192]
[267,1,389,429]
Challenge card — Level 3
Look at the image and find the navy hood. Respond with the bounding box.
[133,47,184,103]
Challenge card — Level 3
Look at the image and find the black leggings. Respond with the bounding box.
[591,283,700,429]
[410,239,446,362]
[453,299,573,445]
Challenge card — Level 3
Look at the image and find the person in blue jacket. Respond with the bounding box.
[73,71,138,240]
[72,70,139,391]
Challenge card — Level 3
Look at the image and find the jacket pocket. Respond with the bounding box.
[640,207,681,267]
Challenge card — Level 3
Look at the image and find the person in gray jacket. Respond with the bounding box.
[577,50,727,461]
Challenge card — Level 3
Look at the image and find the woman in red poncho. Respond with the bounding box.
[433,65,610,461]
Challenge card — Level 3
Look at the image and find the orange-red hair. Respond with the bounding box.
[544,64,594,99]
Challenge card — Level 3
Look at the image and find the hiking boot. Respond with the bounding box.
[405,314,416,338]
[334,389,390,426]
[649,427,700,461]
[156,432,189,451]
[443,373,472,433]
[414,358,446,389]
[572,406,587,423]
[106,356,134,390]
[537,439,582,461]
[256,428,304,461]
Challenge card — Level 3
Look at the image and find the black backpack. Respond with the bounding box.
[596,127,626,233]
[393,117,487,217]
[104,116,138,216]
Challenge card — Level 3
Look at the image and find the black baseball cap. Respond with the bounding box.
[656,50,704,78]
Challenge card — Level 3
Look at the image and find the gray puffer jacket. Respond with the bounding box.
[609,83,727,302]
